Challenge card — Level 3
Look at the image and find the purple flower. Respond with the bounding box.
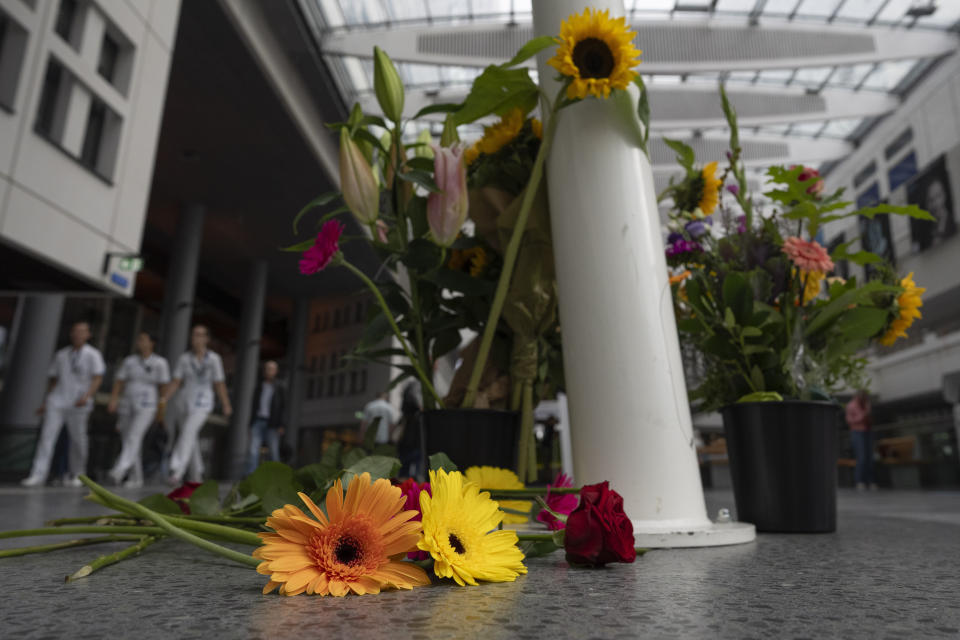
[726,184,739,196]
[666,238,703,258]
[667,232,684,245]
[685,218,713,239]
[736,215,747,234]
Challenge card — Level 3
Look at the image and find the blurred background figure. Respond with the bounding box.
[106,332,170,488]
[246,360,286,473]
[161,325,232,484]
[21,322,105,487]
[846,390,876,491]
[359,391,398,447]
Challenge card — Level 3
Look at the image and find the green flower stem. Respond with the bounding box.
[0,535,143,558]
[462,89,562,408]
[177,514,266,526]
[47,515,139,526]
[498,506,534,517]
[79,475,260,569]
[163,515,263,546]
[0,526,164,539]
[338,258,444,407]
[516,533,556,542]
[66,535,159,582]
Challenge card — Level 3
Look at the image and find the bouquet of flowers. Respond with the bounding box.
[662,88,933,412]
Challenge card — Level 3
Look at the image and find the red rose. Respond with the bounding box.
[166,482,202,514]
[563,481,636,567]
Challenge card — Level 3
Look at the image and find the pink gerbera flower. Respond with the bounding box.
[299,219,344,274]
[782,236,834,273]
[536,473,578,531]
[396,478,431,560]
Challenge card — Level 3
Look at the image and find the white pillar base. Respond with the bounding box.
[634,521,756,549]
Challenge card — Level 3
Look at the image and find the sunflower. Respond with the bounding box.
[547,8,641,100]
[464,142,481,166]
[879,272,925,346]
[464,466,531,524]
[697,162,722,215]
[448,246,488,277]
[477,108,526,156]
[253,473,430,596]
[417,469,527,586]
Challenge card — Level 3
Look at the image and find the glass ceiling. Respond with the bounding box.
[301,0,960,153]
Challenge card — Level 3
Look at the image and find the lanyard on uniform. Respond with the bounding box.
[190,352,209,381]
[69,349,82,375]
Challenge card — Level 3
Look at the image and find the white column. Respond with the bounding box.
[159,203,206,366]
[532,0,753,546]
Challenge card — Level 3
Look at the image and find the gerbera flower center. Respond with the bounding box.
[572,38,615,79]
[448,533,466,555]
[334,535,363,566]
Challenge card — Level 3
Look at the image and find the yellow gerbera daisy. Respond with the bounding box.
[418,469,527,586]
[547,8,641,100]
[698,161,721,215]
[796,269,825,305]
[253,472,429,596]
[464,465,531,524]
[880,272,925,346]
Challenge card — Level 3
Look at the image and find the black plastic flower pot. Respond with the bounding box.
[421,409,519,470]
[720,400,839,533]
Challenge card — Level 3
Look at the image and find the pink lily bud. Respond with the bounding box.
[339,128,380,224]
[427,144,468,247]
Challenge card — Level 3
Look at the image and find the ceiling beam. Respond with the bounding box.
[355,84,898,129]
[320,20,958,73]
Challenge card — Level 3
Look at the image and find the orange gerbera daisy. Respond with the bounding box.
[253,472,430,596]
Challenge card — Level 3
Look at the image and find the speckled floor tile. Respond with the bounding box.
[1,486,958,639]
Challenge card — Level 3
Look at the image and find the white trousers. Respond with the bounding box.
[110,408,156,484]
[168,407,208,482]
[29,405,91,480]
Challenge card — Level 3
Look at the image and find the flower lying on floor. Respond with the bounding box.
[536,473,578,531]
[464,465,532,524]
[253,472,430,596]
[418,468,528,586]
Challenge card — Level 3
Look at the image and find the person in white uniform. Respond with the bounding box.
[21,321,105,487]
[360,392,399,446]
[160,325,232,484]
[106,332,170,488]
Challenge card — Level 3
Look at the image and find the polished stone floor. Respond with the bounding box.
[1,485,959,639]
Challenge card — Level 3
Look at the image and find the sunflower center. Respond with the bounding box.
[448,533,466,555]
[334,535,363,566]
[572,38,615,79]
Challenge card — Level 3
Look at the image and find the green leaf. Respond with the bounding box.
[429,452,458,472]
[137,494,182,515]
[749,365,765,391]
[737,391,783,403]
[341,447,368,470]
[245,462,303,515]
[503,35,557,67]
[431,327,463,361]
[843,250,883,266]
[341,455,402,485]
[292,192,340,234]
[663,138,695,170]
[720,83,739,152]
[359,311,393,348]
[452,65,538,126]
[834,306,889,341]
[519,539,562,558]
[412,102,462,119]
[187,480,221,516]
[741,326,763,337]
[405,156,435,172]
[722,272,753,325]
[634,75,650,154]
[296,462,339,492]
[723,306,736,329]
[397,169,440,193]
[804,281,900,337]
[857,203,935,221]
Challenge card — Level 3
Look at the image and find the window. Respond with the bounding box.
[884,128,913,161]
[330,351,338,370]
[327,375,336,396]
[35,60,67,139]
[359,369,368,394]
[97,32,119,83]
[853,160,877,189]
[54,0,83,50]
[827,234,849,280]
[96,27,133,95]
[79,99,106,169]
[337,373,345,395]
[350,371,357,394]
[888,151,918,192]
[306,378,315,399]
[315,376,323,399]
[0,8,30,112]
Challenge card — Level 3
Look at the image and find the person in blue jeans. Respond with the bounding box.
[846,390,876,490]
[246,361,286,474]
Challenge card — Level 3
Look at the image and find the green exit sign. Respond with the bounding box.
[118,257,143,272]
